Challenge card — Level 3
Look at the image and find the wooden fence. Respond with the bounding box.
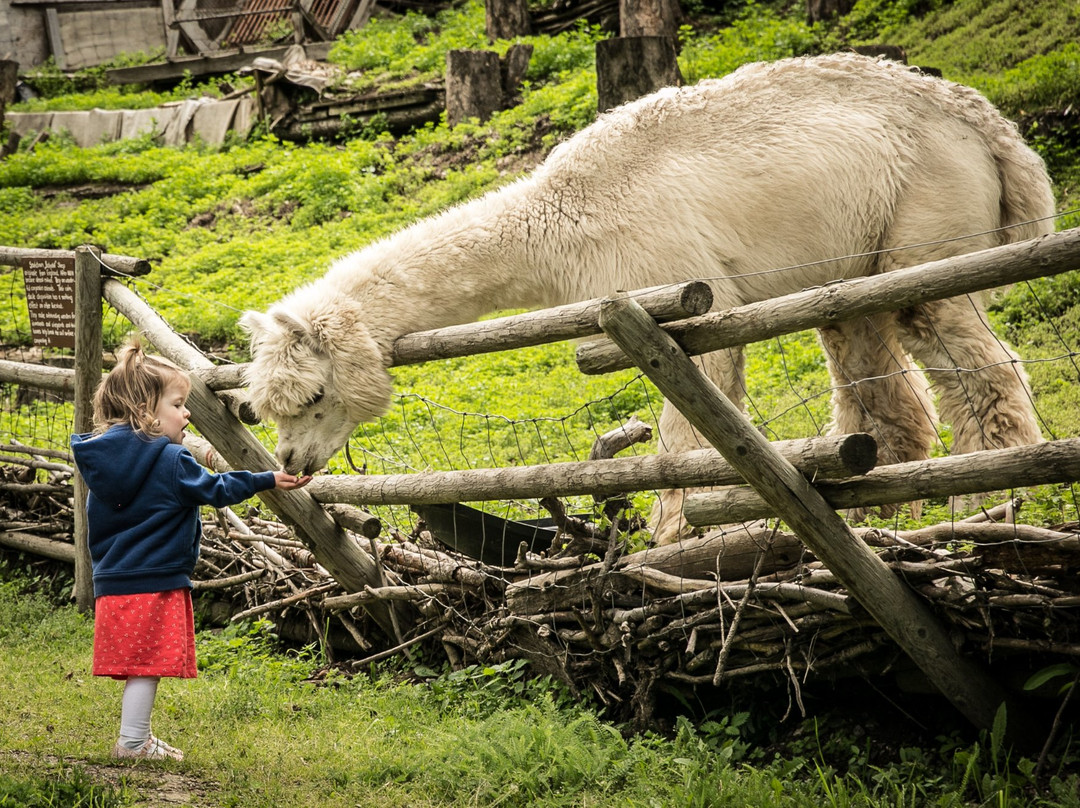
[3,228,1080,739]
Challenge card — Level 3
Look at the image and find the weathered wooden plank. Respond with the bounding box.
[306,433,876,506]
[103,42,333,85]
[683,438,1080,525]
[578,228,1080,374]
[597,293,1028,739]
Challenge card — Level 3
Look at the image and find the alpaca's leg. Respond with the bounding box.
[895,296,1043,454]
[650,347,745,545]
[818,313,938,520]
[819,313,939,465]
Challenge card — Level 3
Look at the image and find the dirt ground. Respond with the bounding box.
[1,749,215,807]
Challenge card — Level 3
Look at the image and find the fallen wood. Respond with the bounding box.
[0,530,74,563]
[682,439,1080,525]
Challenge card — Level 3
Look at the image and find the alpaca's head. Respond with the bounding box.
[240,294,393,475]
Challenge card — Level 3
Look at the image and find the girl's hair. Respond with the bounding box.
[92,337,190,436]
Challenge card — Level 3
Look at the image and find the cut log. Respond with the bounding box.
[620,0,681,39]
[486,0,531,40]
[446,50,503,126]
[596,36,681,112]
[0,530,75,563]
[500,43,533,103]
[807,0,853,22]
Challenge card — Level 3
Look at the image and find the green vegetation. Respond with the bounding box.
[2,572,1078,807]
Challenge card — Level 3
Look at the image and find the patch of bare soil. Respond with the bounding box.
[35,183,150,201]
[1,750,217,807]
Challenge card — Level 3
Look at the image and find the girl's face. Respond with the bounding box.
[154,379,191,444]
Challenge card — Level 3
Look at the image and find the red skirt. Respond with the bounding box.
[93,588,197,679]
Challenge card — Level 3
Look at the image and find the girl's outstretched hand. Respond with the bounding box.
[274,471,313,490]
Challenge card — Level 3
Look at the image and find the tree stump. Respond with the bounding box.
[446,50,503,126]
[486,0,531,41]
[807,0,852,23]
[620,0,681,40]
[595,36,681,112]
[501,43,534,105]
[851,44,907,63]
[445,46,534,126]
[0,60,18,125]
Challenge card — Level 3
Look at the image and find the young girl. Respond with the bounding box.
[71,338,311,761]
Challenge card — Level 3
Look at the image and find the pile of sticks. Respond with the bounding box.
[3,443,1080,726]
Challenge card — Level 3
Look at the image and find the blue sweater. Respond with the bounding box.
[71,425,277,598]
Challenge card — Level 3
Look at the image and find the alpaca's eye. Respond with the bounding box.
[307,391,324,406]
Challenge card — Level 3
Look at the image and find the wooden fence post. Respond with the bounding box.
[72,245,102,612]
[598,294,1036,744]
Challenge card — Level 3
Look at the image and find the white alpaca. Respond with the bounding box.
[241,53,1053,544]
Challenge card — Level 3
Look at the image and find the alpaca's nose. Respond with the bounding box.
[278,448,294,471]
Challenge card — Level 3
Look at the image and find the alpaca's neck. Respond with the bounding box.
[325,178,572,347]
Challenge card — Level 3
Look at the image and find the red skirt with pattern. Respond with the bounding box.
[93,588,197,679]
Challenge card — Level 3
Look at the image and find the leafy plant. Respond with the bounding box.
[420,657,578,719]
[0,768,131,808]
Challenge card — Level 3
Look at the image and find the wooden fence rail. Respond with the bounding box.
[578,227,1080,374]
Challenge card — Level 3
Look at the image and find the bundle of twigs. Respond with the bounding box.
[0,442,76,562]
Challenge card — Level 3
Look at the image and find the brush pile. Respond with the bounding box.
[3,441,1080,726]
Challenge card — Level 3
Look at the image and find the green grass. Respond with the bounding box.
[2,573,1078,808]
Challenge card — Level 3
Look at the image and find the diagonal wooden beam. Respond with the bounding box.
[597,294,1035,744]
[100,278,397,637]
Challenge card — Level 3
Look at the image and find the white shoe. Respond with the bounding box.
[110,735,184,761]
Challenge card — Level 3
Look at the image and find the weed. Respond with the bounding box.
[0,768,131,808]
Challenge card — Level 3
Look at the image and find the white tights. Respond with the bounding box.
[118,676,159,750]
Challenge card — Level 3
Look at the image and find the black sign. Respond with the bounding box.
[22,256,76,349]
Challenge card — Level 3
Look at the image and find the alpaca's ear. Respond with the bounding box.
[270,310,311,339]
[238,310,267,337]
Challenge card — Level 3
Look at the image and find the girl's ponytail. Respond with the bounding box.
[92,336,188,436]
